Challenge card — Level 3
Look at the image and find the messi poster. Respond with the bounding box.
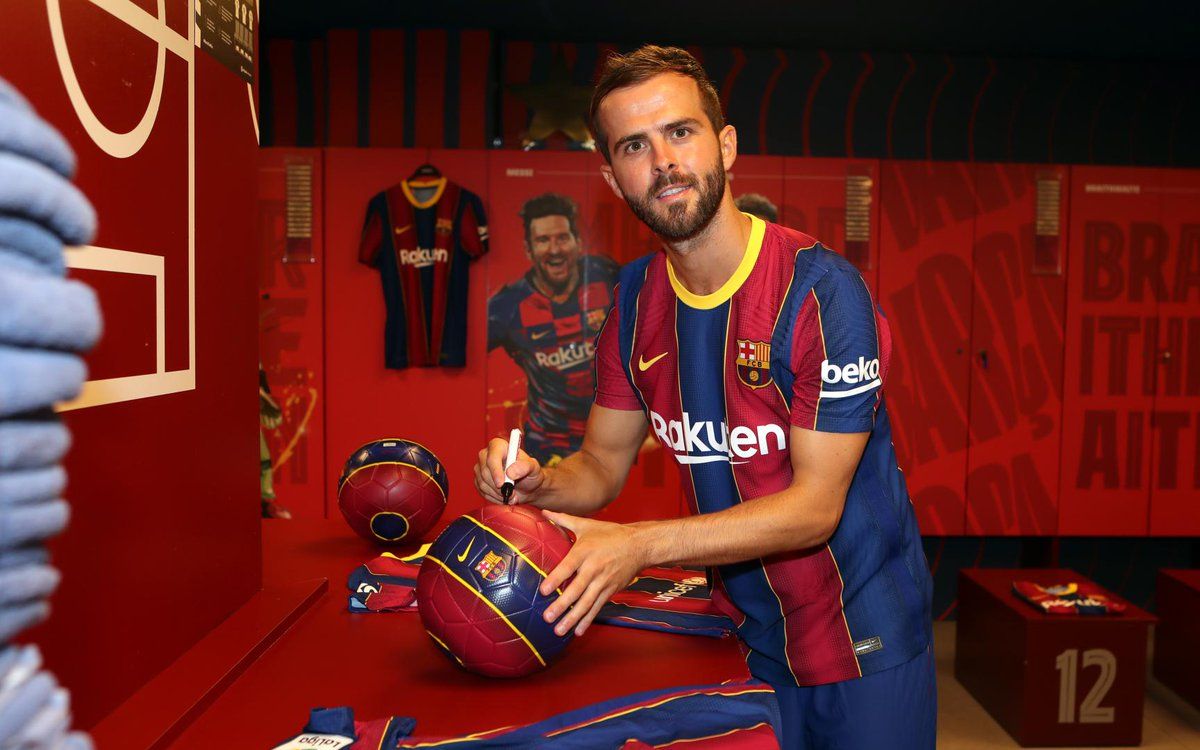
[484,152,679,521]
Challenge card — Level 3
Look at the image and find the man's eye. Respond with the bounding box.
[625,142,643,154]
[673,128,690,138]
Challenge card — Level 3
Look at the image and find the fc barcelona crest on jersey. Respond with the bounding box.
[475,551,507,582]
[586,308,608,332]
[435,217,453,236]
[736,339,773,389]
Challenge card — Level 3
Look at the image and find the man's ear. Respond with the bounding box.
[600,163,623,200]
[719,125,738,172]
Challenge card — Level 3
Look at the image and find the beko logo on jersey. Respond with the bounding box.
[535,341,595,370]
[821,356,880,384]
[649,410,786,464]
[398,247,449,267]
[820,356,882,398]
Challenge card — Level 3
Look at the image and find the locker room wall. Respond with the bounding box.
[4,0,262,728]
[264,150,1200,536]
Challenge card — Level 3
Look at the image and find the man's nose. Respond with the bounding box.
[652,140,679,176]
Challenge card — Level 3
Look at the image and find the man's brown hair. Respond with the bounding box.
[588,45,725,162]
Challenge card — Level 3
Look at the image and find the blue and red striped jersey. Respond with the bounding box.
[282,680,780,749]
[359,177,488,368]
[486,255,619,463]
[594,214,932,687]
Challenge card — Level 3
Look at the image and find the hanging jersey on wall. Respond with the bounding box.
[359,176,489,368]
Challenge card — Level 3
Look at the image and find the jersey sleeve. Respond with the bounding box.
[358,192,386,267]
[593,285,642,411]
[486,291,509,353]
[789,267,882,433]
[456,189,489,260]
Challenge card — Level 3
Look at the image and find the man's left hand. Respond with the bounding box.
[539,510,647,637]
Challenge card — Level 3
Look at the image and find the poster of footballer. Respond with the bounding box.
[484,151,680,522]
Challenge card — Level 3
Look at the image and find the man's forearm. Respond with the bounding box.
[529,448,622,516]
[631,484,843,568]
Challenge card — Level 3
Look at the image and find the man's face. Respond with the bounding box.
[526,214,582,292]
[597,73,734,241]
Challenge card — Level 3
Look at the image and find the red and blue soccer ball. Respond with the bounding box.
[417,504,575,678]
[336,439,448,545]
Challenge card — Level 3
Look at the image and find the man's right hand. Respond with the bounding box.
[474,437,545,505]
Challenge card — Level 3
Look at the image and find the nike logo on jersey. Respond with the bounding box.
[530,329,552,340]
[457,538,474,562]
[393,224,412,235]
[638,352,668,371]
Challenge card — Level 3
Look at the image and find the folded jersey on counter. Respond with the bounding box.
[347,549,735,638]
[1012,581,1128,616]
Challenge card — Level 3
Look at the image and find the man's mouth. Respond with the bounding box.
[543,256,568,271]
[657,184,692,201]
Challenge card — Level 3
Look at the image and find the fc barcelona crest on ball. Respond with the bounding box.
[475,550,508,582]
[736,339,772,389]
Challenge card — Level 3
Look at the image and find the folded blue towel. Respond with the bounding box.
[8,685,71,747]
[0,546,50,570]
[0,78,30,111]
[0,670,55,739]
[0,346,87,418]
[0,500,68,550]
[0,218,67,274]
[0,91,75,179]
[0,467,65,507]
[0,565,59,605]
[0,601,49,646]
[0,154,95,247]
[0,417,70,471]
[0,265,101,351]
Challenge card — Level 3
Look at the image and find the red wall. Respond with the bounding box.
[259,149,327,517]
[4,0,262,728]
[269,149,1200,543]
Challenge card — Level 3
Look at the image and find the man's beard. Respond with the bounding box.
[623,158,725,241]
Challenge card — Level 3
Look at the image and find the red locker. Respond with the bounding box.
[258,149,327,519]
[877,161,978,535]
[1148,169,1200,535]
[323,148,491,526]
[1060,166,1161,535]
[782,157,881,294]
[964,164,1068,535]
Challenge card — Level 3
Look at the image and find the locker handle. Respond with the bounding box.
[978,349,989,370]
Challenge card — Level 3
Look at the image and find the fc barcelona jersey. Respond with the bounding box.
[594,213,932,687]
[359,177,488,368]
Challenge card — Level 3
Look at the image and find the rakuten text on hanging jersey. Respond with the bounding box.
[594,214,932,686]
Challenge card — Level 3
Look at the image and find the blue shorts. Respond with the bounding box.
[772,644,937,749]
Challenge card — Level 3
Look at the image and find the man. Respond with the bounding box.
[734,192,779,223]
[474,46,934,748]
[487,193,620,465]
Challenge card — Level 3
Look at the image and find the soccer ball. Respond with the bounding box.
[336,439,448,545]
[417,504,574,677]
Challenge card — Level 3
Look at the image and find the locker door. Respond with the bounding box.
[782,157,881,294]
[964,164,1067,535]
[1059,166,1160,535]
[1148,168,1200,535]
[877,161,978,535]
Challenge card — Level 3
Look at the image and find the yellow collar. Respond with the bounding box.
[667,213,765,310]
[401,177,447,209]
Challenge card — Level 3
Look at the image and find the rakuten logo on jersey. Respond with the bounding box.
[820,356,881,398]
[535,341,595,371]
[399,247,449,268]
[649,410,786,465]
